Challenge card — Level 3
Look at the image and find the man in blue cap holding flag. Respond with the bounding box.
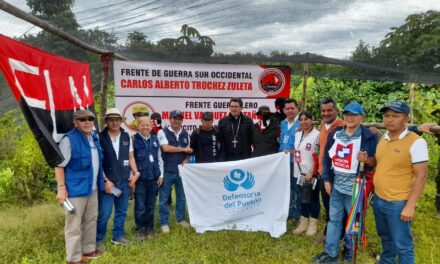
[313,102,377,264]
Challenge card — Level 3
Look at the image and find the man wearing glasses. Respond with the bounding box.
[55,110,105,264]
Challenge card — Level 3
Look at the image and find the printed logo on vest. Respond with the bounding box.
[224,169,255,192]
[332,143,353,169]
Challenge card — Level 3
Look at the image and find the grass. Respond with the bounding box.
[0,179,439,264]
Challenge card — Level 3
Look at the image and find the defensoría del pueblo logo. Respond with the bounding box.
[224,168,255,191]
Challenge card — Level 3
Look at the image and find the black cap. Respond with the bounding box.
[202,112,213,120]
[256,105,271,115]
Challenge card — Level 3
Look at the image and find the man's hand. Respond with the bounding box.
[324,182,332,196]
[182,159,189,165]
[184,147,193,154]
[368,126,380,135]
[157,177,163,187]
[357,151,368,162]
[105,180,114,194]
[56,186,68,204]
[417,123,436,135]
[400,204,416,222]
[129,172,140,190]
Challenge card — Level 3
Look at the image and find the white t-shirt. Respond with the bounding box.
[293,128,320,178]
[157,126,190,146]
[107,131,134,160]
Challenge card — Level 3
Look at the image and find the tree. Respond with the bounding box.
[352,10,440,73]
[126,31,152,49]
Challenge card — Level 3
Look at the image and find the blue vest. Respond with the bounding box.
[162,127,189,174]
[99,128,131,183]
[279,118,300,163]
[133,133,161,180]
[64,128,104,197]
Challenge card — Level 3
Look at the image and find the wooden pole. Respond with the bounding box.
[408,83,415,122]
[301,63,309,111]
[0,0,127,60]
[99,53,113,130]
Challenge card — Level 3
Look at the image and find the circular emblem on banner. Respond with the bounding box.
[258,68,285,95]
[122,101,155,131]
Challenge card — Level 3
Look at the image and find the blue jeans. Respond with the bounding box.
[159,172,186,225]
[134,179,158,231]
[324,188,352,258]
[289,164,302,218]
[96,181,129,242]
[372,195,414,264]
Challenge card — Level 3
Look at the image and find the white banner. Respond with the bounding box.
[114,61,291,133]
[114,61,290,98]
[179,152,290,238]
[116,97,276,131]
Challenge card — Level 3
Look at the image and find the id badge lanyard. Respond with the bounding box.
[142,137,155,163]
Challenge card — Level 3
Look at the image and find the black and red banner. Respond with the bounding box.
[0,35,95,167]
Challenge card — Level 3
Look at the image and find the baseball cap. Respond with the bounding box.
[170,110,183,119]
[73,109,95,120]
[256,105,271,115]
[202,112,213,120]
[342,102,365,115]
[380,100,410,114]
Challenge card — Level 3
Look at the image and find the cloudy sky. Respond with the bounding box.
[1,0,439,58]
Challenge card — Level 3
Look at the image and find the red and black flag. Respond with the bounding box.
[0,34,95,167]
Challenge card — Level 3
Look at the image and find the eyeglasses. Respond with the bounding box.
[77,117,94,122]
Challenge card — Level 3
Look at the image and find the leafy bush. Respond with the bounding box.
[0,109,54,204]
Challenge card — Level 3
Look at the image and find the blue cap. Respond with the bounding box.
[342,102,365,115]
[170,110,183,118]
[380,100,410,114]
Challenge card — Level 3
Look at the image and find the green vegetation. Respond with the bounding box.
[0,179,438,263]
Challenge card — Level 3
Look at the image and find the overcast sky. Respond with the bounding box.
[1,0,439,58]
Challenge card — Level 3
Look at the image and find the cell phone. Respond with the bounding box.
[111,187,122,197]
[311,178,318,190]
[63,198,76,214]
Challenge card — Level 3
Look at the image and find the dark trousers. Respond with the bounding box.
[301,181,321,218]
[134,179,158,231]
[320,180,330,234]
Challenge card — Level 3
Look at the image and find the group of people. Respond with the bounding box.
[55,97,433,264]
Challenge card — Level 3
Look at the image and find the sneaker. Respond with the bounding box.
[82,249,102,260]
[312,252,338,264]
[68,261,87,264]
[111,237,131,246]
[96,241,106,252]
[161,225,170,233]
[178,220,191,228]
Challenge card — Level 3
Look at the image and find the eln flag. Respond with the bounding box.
[0,35,95,167]
[179,152,290,238]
